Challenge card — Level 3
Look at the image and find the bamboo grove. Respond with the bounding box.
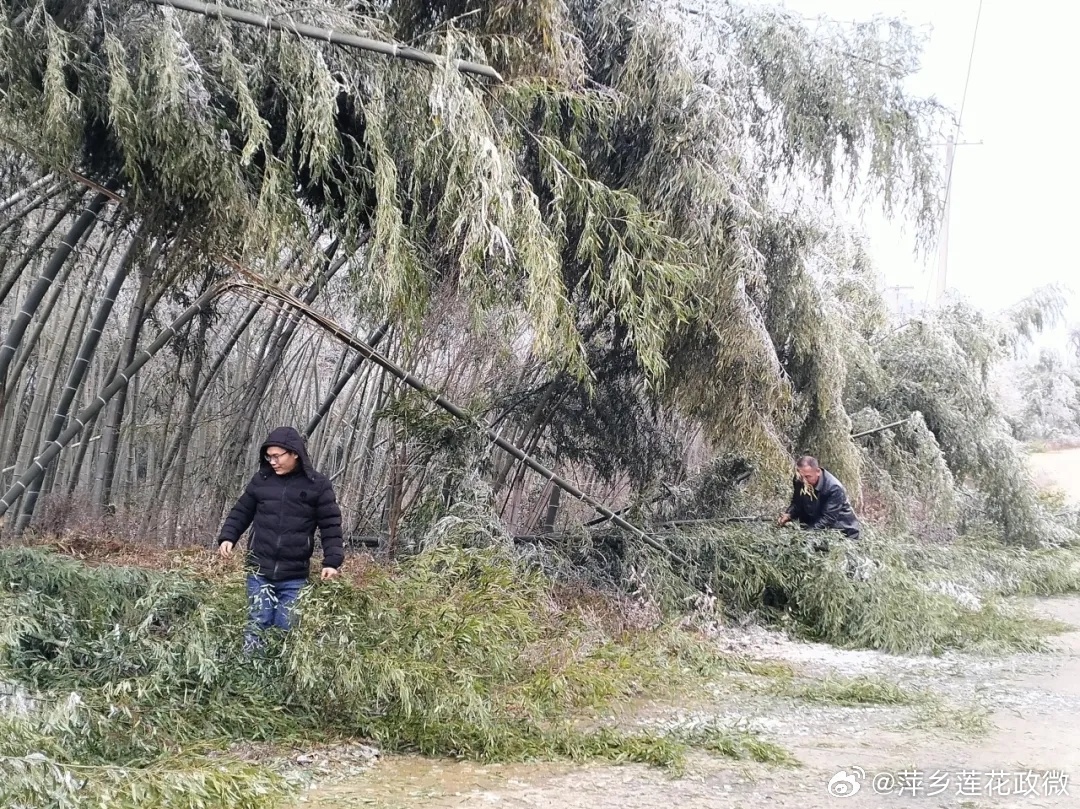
[0,0,1071,558]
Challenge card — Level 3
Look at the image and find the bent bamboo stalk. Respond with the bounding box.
[144,0,504,82]
[0,281,236,520]
[0,269,679,566]
[228,269,682,564]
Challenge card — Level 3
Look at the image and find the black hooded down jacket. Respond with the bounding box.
[785,468,861,540]
[218,427,345,581]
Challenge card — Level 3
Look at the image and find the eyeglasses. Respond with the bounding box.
[265,451,292,463]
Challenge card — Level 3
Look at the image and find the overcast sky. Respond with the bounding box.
[771,0,1078,343]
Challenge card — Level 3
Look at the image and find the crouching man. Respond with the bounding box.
[777,455,861,540]
[217,426,344,654]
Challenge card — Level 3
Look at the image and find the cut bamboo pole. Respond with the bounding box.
[144,0,503,81]
[851,416,912,440]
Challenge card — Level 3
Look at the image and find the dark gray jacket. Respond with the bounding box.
[785,468,861,539]
[218,427,344,580]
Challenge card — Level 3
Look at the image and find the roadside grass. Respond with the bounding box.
[897,696,995,740]
[774,674,918,707]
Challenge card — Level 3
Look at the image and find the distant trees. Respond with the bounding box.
[1005,349,1080,443]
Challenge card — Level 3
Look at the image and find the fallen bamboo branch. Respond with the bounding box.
[659,516,773,528]
[143,0,504,82]
[582,484,676,528]
[227,267,683,565]
[0,135,124,205]
[851,416,912,440]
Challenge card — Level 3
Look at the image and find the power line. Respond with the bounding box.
[956,0,985,131]
[924,0,984,308]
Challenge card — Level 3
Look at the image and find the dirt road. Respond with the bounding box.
[298,453,1080,808]
[1028,448,1080,505]
[301,603,1080,808]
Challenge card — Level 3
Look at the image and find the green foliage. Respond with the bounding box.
[755,215,867,493]
[860,298,1070,544]
[0,0,948,484]
[852,411,957,533]
[1001,285,1070,358]
[0,742,291,809]
[665,722,798,767]
[1007,349,1080,441]
[279,544,743,761]
[0,548,297,807]
[612,524,1080,655]
[9,0,1033,560]
[491,338,685,491]
[907,698,993,740]
[0,544,780,805]
[775,675,919,706]
[716,8,944,237]
[656,455,758,521]
[2,522,1074,805]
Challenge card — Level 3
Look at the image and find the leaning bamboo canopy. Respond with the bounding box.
[142,0,504,82]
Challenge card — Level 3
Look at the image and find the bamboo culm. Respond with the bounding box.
[0,192,84,307]
[0,282,233,520]
[229,273,683,564]
[143,0,503,81]
[15,235,138,529]
[0,192,110,412]
[304,321,390,438]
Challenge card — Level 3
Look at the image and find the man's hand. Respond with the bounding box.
[776,513,792,527]
[218,541,234,558]
[320,567,339,581]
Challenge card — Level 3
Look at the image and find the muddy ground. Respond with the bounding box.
[295,452,1080,809]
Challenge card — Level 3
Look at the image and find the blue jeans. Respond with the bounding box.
[243,574,306,654]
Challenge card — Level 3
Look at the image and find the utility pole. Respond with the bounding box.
[931,0,984,307]
[931,137,983,306]
[935,134,957,304]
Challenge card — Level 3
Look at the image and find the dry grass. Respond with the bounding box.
[12,530,384,588]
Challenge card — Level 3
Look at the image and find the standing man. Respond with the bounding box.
[218,426,344,653]
[777,455,861,540]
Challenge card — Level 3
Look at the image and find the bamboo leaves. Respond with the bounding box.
[362,85,425,326]
[515,177,579,376]
[0,753,292,809]
[3,0,945,395]
[276,35,340,186]
[41,17,82,166]
[0,0,1012,552]
[104,35,144,191]
[216,33,269,168]
[0,544,742,801]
